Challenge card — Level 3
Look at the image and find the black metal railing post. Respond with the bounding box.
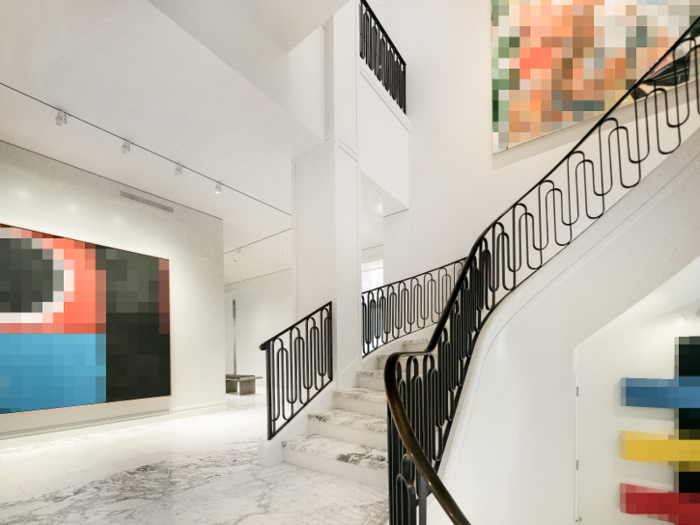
[262,341,274,440]
[359,0,407,113]
[385,18,700,525]
[260,302,333,439]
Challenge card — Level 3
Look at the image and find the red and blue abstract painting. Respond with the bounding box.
[0,224,171,414]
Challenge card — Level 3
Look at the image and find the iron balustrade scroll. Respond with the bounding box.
[362,258,466,357]
[360,0,407,113]
[259,302,332,440]
[385,19,700,525]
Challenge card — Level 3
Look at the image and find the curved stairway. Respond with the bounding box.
[280,339,427,491]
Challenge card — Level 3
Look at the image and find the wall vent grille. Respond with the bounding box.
[120,191,174,213]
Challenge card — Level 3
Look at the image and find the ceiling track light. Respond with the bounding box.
[215,182,222,194]
[2,82,295,217]
[55,110,67,126]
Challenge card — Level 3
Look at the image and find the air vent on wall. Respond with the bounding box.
[120,191,174,213]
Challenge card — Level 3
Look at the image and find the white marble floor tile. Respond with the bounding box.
[0,453,56,474]
[131,438,182,455]
[86,446,145,462]
[42,444,101,462]
[19,470,110,498]
[104,500,217,525]
[0,464,67,489]
[62,462,123,479]
[0,486,24,505]
[55,455,115,474]
[0,402,387,525]
[110,451,190,472]
[175,462,388,525]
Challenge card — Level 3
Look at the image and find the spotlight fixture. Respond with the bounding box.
[55,110,67,126]
[215,182,222,194]
[175,164,183,176]
[121,140,131,154]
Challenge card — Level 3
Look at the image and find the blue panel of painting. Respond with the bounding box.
[0,334,106,413]
[622,377,700,409]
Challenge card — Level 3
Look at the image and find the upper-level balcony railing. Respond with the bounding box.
[359,0,407,113]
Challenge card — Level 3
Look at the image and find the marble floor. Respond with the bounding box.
[0,392,389,524]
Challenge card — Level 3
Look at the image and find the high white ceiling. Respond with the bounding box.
[0,0,340,283]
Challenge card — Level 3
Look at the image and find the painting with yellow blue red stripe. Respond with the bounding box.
[492,0,700,152]
[620,337,700,524]
[0,224,171,414]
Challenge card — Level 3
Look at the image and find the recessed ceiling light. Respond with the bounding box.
[215,182,222,194]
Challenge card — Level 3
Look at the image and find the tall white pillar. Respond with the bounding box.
[292,1,362,388]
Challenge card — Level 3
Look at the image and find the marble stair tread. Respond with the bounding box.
[333,387,386,404]
[376,344,434,369]
[308,408,387,434]
[357,370,384,378]
[282,434,387,472]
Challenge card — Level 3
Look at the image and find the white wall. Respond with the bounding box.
[379,0,495,283]
[148,0,328,140]
[0,141,225,439]
[574,253,700,523]
[224,269,294,378]
[288,27,328,139]
[357,65,410,207]
[576,295,700,523]
[432,129,700,524]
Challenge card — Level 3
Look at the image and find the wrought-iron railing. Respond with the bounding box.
[385,19,700,525]
[259,302,332,440]
[359,0,407,113]
[362,258,466,357]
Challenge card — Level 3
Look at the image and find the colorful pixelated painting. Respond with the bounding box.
[620,337,700,524]
[0,224,170,414]
[492,0,700,152]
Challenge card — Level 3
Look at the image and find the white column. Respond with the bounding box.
[292,0,362,387]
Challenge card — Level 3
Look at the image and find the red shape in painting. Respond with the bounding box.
[621,484,700,525]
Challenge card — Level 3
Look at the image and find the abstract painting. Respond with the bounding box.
[0,224,170,414]
[620,337,700,524]
[492,0,700,152]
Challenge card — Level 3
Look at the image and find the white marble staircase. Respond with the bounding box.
[280,338,429,492]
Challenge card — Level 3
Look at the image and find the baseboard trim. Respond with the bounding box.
[0,401,227,449]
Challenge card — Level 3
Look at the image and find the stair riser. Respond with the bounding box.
[376,354,419,372]
[376,355,389,371]
[357,374,385,391]
[283,448,387,492]
[308,419,387,450]
[333,396,386,418]
[403,341,429,353]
